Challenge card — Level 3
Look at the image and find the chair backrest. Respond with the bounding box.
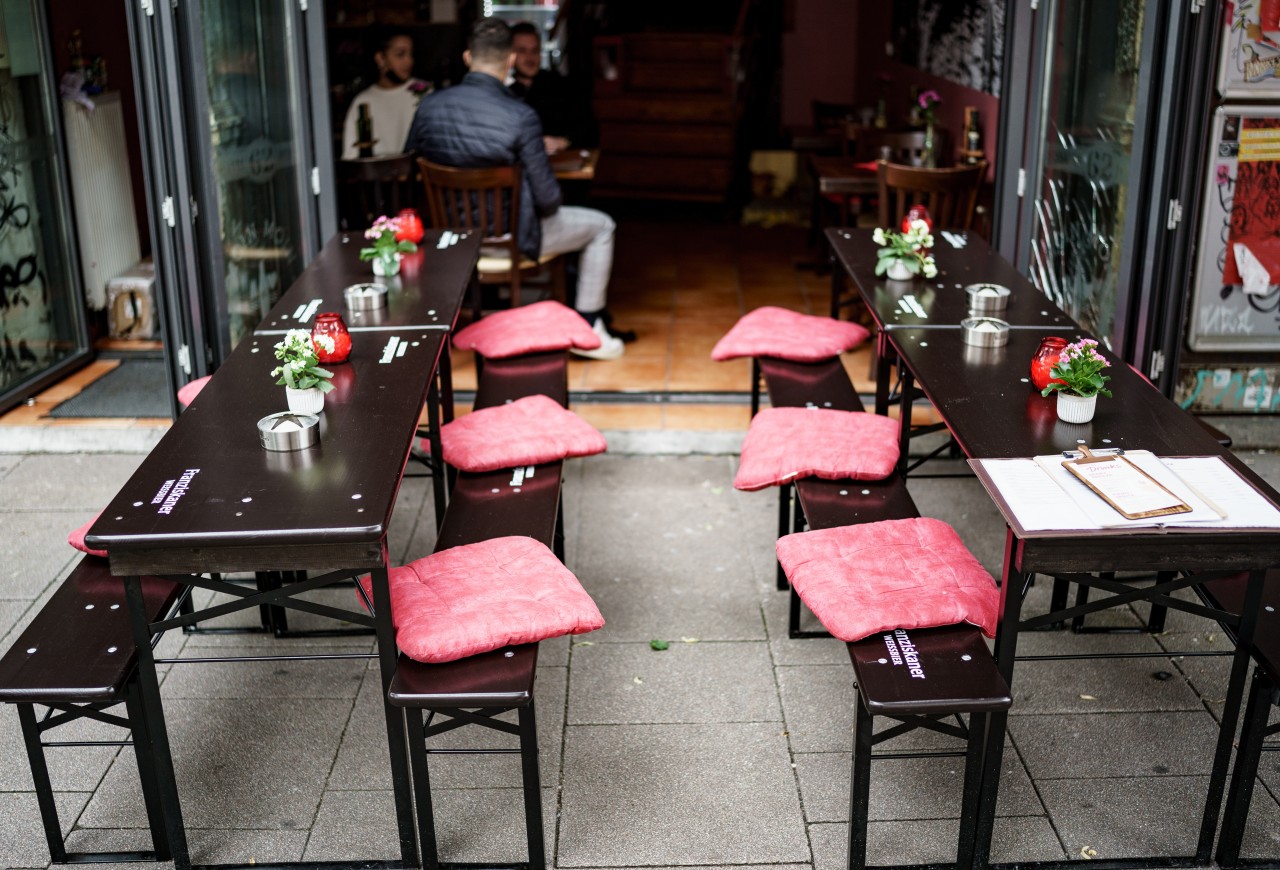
[847,127,934,165]
[417,158,522,252]
[337,154,417,228]
[877,160,987,231]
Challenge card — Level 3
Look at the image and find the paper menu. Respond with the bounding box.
[975,452,1280,532]
[1032,452,1222,527]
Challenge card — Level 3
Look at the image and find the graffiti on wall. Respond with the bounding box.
[1177,365,1280,412]
[890,0,1005,97]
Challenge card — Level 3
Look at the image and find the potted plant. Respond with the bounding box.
[873,220,938,281]
[271,329,335,414]
[361,214,419,277]
[918,89,941,167]
[1039,337,1112,423]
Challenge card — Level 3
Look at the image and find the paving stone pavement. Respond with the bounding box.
[1,449,1279,869]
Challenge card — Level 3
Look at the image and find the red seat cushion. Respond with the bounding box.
[776,517,1000,641]
[452,300,601,359]
[711,307,869,362]
[734,407,899,491]
[441,394,607,473]
[177,375,212,408]
[358,536,604,664]
[68,511,107,558]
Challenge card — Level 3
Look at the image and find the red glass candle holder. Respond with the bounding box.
[901,204,933,234]
[312,312,352,364]
[1030,336,1068,392]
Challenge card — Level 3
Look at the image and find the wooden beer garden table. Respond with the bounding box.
[85,230,479,870]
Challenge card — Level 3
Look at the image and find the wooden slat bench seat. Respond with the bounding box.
[0,556,183,864]
[751,347,1012,870]
[387,346,571,870]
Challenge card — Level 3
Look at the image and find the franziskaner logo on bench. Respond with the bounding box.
[153,468,200,515]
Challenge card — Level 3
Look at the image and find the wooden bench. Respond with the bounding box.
[0,556,183,864]
[752,351,1013,870]
[387,347,570,870]
[1198,570,1280,869]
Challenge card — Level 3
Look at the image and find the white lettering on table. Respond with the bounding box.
[894,628,927,679]
[380,336,401,364]
[297,300,322,323]
[151,479,176,505]
[157,468,200,515]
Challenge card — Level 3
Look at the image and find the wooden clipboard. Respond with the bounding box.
[1061,446,1193,521]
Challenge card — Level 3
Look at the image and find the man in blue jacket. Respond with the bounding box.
[405,18,624,360]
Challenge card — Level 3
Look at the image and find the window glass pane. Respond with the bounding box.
[202,0,305,348]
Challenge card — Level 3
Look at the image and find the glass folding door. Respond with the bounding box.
[0,0,90,414]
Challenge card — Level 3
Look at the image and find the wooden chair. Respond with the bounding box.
[876,160,987,230]
[418,158,565,308]
[338,154,417,228]
[844,126,932,166]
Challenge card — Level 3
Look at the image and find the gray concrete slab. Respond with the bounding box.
[1037,775,1215,861]
[558,722,809,867]
[0,452,21,480]
[0,703,124,794]
[794,745,1041,824]
[159,645,367,699]
[774,665,856,753]
[574,567,767,643]
[1008,656,1206,714]
[807,814,1066,870]
[0,513,82,600]
[0,791,91,869]
[1,454,143,509]
[79,698,349,831]
[567,640,781,724]
[1010,711,1224,780]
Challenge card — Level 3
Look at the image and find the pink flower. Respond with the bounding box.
[918,90,941,109]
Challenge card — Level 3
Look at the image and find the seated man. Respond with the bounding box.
[341,28,430,160]
[405,18,624,360]
[508,21,595,154]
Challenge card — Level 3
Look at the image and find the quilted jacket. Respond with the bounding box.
[405,72,561,260]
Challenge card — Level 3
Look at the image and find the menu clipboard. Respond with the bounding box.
[1061,447,1193,520]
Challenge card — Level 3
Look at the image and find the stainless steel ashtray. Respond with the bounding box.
[344,282,388,311]
[965,283,1011,315]
[257,412,320,452]
[960,316,1010,348]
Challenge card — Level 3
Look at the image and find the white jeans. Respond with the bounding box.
[540,206,615,314]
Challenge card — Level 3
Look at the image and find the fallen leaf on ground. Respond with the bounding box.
[1079,694,1097,701]
[649,639,670,651]
[632,676,644,684]
[574,641,594,647]
[1079,846,1097,859]
[681,637,700,644]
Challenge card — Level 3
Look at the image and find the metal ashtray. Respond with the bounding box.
[960,316,1010,348]
[257,412,320,452]
[965,283,1011,315]
[344,282,387,311]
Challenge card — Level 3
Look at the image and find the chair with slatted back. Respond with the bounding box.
[338,154,417,229]
[418,158,565,308]
[845,127,933,166]
[876,160,986,231]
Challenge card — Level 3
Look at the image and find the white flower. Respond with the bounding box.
[872,228,886,245]
[313,334,335,354]
[922,258,938,279]
[909,219,929,235]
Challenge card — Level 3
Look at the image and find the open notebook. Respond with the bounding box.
[973,451,1280,532]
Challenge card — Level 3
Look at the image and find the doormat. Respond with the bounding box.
[48,359,170,418]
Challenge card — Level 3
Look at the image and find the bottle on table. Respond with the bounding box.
[356,104,374,159]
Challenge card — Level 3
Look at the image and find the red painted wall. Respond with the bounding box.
[852,5,999,171]
[780,0,858,128]
[48,1,151,256]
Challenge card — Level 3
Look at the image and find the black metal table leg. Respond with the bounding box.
[368,563,420,867]
[124,574,190,869]
[1216,667,1277,867]
[427,374,448,533]
[875,331,894,418]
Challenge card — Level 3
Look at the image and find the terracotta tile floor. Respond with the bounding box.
[0,220,886,432]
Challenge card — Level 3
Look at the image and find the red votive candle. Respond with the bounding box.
[312,312,352,364]
[1030,336,1068,392]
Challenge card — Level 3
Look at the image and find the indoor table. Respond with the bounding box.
[84,233,477,870]
[550,147,599,181]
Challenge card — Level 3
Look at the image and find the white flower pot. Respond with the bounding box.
[372,253,401,277]
[885,259,915,281]
[286,386,325,415]
[1056,391,1097,424]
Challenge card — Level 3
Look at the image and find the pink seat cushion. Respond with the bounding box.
[734,407,899,491]
[452,300,601,359]
[776,517,1000,641]
[441,394,607,473]
[68,511,107,558]
[711,307,869,362]
[358,536,604,664]
[176,375,212,408]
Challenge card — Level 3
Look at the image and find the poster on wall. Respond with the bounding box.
[890,0,1004,97]
[1219,1,1280,98]
[1188,106,1280,352]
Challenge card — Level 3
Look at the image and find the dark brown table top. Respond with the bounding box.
[808,156,878,196]
[827,228,1075,331]
[255,229,479,333]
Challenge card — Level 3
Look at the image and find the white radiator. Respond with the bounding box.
[62,91,141,310]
